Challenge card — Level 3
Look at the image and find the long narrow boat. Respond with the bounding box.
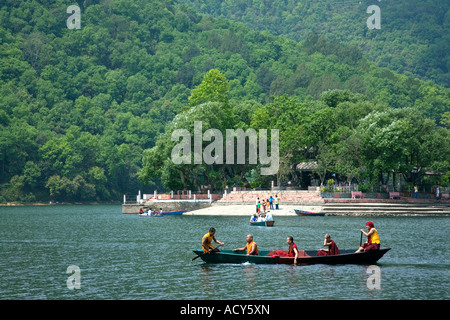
[294,209,325,216]
[139,213,163,217]
[192,248,390,265]
[162,210,186,215]
[138,210,185,217]
[249,220,275,227]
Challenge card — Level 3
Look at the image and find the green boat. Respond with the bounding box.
[192,248,391,265]
[192,250,279,264]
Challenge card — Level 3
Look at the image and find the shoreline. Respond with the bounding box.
[2,200,449,216]
[182,203,450,216]
[0,201,122,206]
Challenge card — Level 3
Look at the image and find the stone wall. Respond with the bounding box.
[217,190,325,204]
[122,200,213,214]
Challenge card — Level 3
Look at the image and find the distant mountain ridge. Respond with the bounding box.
[177,0,449,87]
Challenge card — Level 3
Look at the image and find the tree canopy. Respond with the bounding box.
[0,0,448,202]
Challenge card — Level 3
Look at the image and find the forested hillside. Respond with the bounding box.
[0,0,448,202]
[178,0,450,88]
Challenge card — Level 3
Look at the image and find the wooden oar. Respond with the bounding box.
[192,244,223,261]
[360,231,363,247]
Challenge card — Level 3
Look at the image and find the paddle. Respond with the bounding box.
[360,230,363,247]
[192,244,223,261]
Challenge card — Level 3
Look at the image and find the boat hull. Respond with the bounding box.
[294,209,325,216]
[250,220,275,227]
[192,250,279,264]
[162,210,186,215]
[139,210,185,216]
[192,248,390,265]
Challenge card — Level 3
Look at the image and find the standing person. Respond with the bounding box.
[255,197,260,213]
[436,186,440,200]
[275,195,279,210]
[262,199,266,213]
[317,234,340,256]
[257,201,261,214]
[273,236,299,265]
[414,185,418,199]
[233,234,259,256]
[202,227,224,253]
[269,195,274,210]
[356,221,381,253]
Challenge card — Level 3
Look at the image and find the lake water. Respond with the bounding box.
[0,205,448,300]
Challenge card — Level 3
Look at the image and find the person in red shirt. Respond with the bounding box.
[317,233,340,256]
[273,236,299,265]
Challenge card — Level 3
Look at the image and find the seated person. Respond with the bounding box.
[273,236,299,265]
[250,215,258,222]
[317,233,340,256]
[233,234,259,256]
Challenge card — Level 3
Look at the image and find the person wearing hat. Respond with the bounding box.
[356,221,381,253]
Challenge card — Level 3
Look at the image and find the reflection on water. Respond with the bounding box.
[0,205,448,300]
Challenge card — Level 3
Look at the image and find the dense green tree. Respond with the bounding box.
[0,0,449,202]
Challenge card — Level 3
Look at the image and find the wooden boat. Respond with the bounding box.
[192,248,390,265]
[139,213,163,217]
[162,210,186,215]
[249,220,275,227]
[294,209,325,216]
[139,210,185,216]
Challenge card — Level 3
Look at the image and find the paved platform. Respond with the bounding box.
[183,202,450,216]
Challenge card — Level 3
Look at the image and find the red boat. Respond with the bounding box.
[294,209,325,216]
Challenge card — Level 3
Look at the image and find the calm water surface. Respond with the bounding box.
[0,205,448,300]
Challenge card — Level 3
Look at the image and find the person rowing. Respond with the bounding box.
[202,227,225,253]
[356,221,381,253]
[233,234,259,256]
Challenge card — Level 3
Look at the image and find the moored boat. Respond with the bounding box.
[294,209,325,216]
[192,248,390,265]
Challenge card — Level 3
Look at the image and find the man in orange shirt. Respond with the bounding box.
[233,234,259,256]
[202,227,224,253]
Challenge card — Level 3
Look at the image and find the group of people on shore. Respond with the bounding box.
[256,195,279,214]
[201,221,381,265]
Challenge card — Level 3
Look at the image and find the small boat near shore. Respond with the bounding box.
[192,248,390,265]
[139,213,163,217]
[162,210,186,215]
[249,220,275,227]
[294,209,325,216]
[139,210,185,217]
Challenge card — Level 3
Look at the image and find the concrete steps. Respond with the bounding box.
[321,203,450,216]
